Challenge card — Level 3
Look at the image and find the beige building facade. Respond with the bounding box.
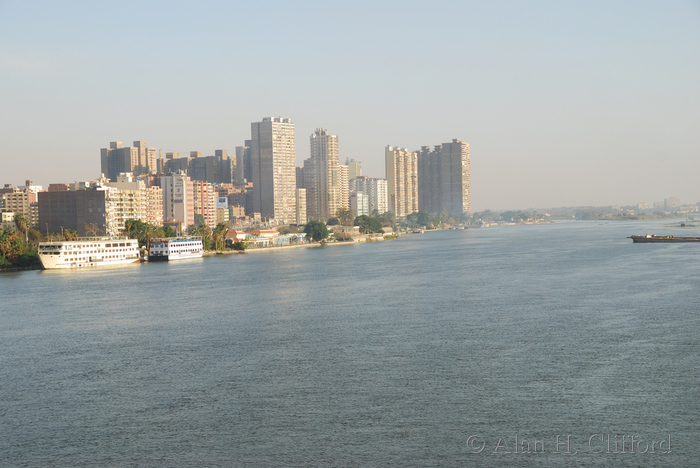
[303,128,350,221]
[385,146,418,217]
[161,172,194,233]
[105,173,164,229]
[296,188,307,225]
[251,117,297,224]
[193,180,217,229]
[1,191,39,228]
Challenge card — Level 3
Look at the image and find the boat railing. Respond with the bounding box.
[40,236,131,242]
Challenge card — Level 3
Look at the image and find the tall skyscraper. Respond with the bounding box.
[338,164,349,213]
[305,128,342,221]
[250,117,297,224]
[417,139,471,215]
[385,146,418,217]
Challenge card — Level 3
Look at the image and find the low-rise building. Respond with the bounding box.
[2,190,40,228]
[1,212,16,230]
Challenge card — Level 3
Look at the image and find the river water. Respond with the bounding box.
[1,220,698,467]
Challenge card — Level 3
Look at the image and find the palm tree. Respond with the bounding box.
[212,222,228,251]
[14,214,28,243]
[138,223,161,249]
[63,229,78,241]
[123,219,137,239]
[189,223,212,250]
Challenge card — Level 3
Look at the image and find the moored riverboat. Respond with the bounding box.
[37,238,140,269]
[148,237,204,261]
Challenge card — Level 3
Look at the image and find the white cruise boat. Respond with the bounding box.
[148,237,204,261]
[37,238,140,269]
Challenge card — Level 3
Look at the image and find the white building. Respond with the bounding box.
[350,176,388,215]
[161,171,194,232]
[350,191,370,217]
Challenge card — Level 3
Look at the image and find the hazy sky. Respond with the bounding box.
[1,0,698,210]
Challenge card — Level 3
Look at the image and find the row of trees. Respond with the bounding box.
[122,219,232,252]
[326,209,396,230]
[186,222,229,251]
[123,219,177,248]
[400,210,468,229]
[303,213,388,243]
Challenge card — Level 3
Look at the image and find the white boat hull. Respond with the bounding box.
[38,238,141,270]
[148,237,204,261]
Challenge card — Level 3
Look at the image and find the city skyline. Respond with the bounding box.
[1,1,699,210]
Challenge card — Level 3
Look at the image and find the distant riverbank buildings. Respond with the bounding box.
[386,139,471,217]
[2,127,471,242]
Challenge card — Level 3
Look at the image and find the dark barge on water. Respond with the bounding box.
[628,234,700,243]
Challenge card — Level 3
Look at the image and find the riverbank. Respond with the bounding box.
[216,243,322,254]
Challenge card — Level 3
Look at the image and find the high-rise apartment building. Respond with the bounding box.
[338,164,349,213]
[191,150,234,184]
[105,173,164,229]
[101,141,157,181]
[193,180,217,229]
[305,128,340,220]
[250,117,297,224]
[296,188,307,225]
[161,150,234,184]
[417,139,471,215]
[160,172,194,232]
[141,185,164,226]
[350,191,370,217]
[105,175,141,232]
[133,141,158,175]
[101,142,138,182]
[162,153,191,175]
[350,176,388,215]
[301,158,315,220]
[303,128,350,221]
[385,146,418,217]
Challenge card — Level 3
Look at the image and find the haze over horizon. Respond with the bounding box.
[1,1,698,211]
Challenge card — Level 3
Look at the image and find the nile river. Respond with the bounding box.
[1,220,698,467]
